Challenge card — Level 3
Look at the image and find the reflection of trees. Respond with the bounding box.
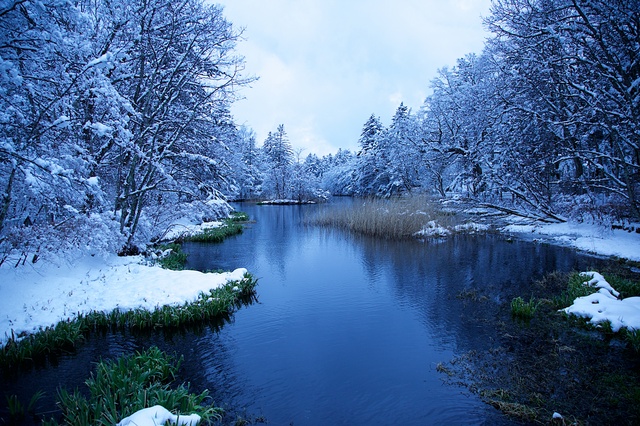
[355,233,604,353]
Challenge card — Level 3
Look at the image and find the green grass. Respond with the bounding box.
[510,296,540,320]
[552,272,600,309]
[4,390,44,423]
[44,346,222,425]
[156,243,188,270]
[555,272,640,352]
[185,219,243,243]
[229,211,249,222]
[0,274,258,369]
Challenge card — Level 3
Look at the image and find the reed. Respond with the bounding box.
[156,243,188,270]
[0,274,257,370]
[47,346,222,425]
[308,195,459,239]
[185,219,243,243]
[510,296,540,320]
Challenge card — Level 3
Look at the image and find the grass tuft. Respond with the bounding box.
[552,272,599,309]
[624,328,640,353]
[156,243,188,270]
[510,296,540,320]
[47,346,222,425]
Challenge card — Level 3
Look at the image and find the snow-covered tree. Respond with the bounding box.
[352,114,384,196]
[261,124,294,199]
[485,0,640,220]
[0,0,250,263]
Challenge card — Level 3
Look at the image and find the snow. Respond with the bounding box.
[116,405,201,426]
[160,219,224,241]
[0,253,247,344]
[87,121,113,136]
[502,220,640,262]
[562,272,640,332]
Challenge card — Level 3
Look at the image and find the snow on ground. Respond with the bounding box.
[158,219,224,242]
[562,272,640,332]
[0,252,246,345]
[502,220,640,262]
[117,405,201,426]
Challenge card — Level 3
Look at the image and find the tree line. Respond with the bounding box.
[269,0,638,225]
[1,0,637,264]
[0,0,251,263]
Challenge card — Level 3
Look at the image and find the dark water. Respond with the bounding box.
[1,202,607,425]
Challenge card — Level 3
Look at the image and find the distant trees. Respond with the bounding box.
[0,0,249,262]
[321,0,639,223]
[261,124,293,199]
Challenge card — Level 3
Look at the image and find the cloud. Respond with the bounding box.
[219,0,492,156]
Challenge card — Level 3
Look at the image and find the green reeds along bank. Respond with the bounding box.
[229,211,249,222]
[43,346,222,426]
[0,274,258,370]
[185,219,244,243]
[156,243,188,270]
[510,296,540,320]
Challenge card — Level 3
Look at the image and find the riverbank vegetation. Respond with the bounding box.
[440,269,640,424]
[42,346,220,425]
[0,274,257,370]
[154,212,249,270]
[308,195,474,239]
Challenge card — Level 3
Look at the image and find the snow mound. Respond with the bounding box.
[117,405,200,426]
[562,272,640,332]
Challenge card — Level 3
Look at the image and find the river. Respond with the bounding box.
[180,201,603,425]
[1,201,608,425]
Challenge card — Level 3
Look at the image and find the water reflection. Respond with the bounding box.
[180,202,604,425]
[1,201,606,425]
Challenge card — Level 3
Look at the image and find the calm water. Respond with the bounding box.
[1,201,606,425]
[179,202,602,425]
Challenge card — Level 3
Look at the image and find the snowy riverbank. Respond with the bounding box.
[500,220,640,262]
[0,252,247,345]
[1,211,638,347]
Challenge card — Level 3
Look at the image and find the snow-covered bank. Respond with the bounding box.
[0,253,246,345]
[563,272,640,332]
[502,221,640,262]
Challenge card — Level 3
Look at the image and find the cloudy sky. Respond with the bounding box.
[217,0,493,156]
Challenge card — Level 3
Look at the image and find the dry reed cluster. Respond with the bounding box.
[309,195,457,239]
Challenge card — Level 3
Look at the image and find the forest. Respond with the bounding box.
[1,0,638,264]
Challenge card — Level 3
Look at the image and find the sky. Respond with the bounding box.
[216,0,494,157]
